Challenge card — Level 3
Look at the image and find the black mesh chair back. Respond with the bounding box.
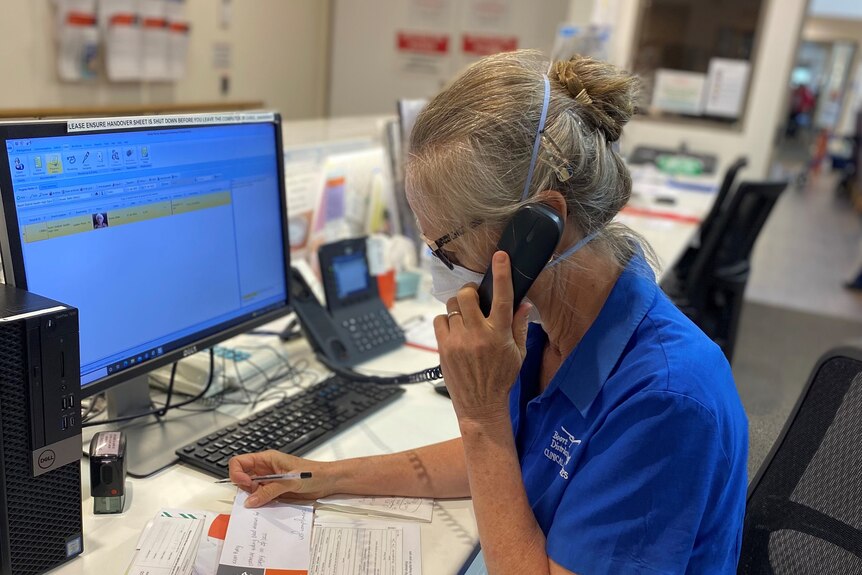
[669,156,748,282]
[700,156,748,244]
[681,180,786,360]
[685,180,787,308]
[739,345,862,574]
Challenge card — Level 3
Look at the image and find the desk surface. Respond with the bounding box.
[50,177,718,574]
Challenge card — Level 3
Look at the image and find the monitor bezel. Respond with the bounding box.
[0,114,292,397]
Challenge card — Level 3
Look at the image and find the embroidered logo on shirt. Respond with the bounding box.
[544,425,581,479]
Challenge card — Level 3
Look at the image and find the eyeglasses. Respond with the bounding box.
[421,220,481,270]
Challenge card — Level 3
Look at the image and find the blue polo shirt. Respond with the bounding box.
[509,255,748,574]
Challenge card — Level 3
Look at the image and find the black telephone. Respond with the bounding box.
[477,204,565,315]
[290,238,404,369]
[294,206,563,389]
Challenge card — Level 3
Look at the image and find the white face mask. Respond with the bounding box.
[427,230,599,324]
[429,255,484,303]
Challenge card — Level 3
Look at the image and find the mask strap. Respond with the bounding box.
[547,230,600,269]
[521,74,551,201]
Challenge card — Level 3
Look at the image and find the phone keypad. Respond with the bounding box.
[342,310,403,353]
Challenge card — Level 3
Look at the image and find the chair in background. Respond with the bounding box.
[666,156,749,284]
[738,344,862,574]
[666,180,787,361]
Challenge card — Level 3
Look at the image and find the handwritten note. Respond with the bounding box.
[317,495,433,522]
[216,490,312,575]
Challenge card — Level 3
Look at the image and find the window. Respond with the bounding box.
[631,0,766,125]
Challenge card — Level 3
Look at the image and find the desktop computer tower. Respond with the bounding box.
[0,286,83,574]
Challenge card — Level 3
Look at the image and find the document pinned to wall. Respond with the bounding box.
[216,490,312,575]
[702,58,751,119]
[651,69,706,116]
[101,0,142,80]
[55,0,100,81]
[310,515,422,575]
[317,495,434,522]
[140,0,170,80]
[166,0,190,80]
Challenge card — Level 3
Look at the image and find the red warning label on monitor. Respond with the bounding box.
[462,34,518,56]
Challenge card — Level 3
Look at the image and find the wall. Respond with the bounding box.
[328,0,569,116]
[566,0,809,179]
[803,16,862,136]
[0,0,330,119]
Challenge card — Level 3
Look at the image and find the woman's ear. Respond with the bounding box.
[533,190,567,221]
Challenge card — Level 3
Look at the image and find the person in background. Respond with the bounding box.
[230,50,749,574]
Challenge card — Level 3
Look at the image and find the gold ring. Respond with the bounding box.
[447,310,462,319]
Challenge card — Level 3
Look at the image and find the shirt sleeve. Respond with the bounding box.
[545,390,731,575]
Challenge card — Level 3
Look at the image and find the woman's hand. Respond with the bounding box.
[228,450,336,507]
[434,251,531,427]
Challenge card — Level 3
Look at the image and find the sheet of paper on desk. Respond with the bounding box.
[316,495,433,522]
[216,490,312,575]
[158,509,231,575]
[128,514,204,575]
[403,318,439,353]
[310,516,421,575]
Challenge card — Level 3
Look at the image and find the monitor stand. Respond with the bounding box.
[81,375,237,478]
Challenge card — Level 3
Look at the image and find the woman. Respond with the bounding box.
[230,51,748,574]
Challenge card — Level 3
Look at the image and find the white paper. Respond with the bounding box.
[317,495,434,523]
[311,516,422,575]
[703,58,751,119]
[463,0,512,31]
[101,0,142,80]
[216,490,312,575]
[129,515,203,575]
[56,0,99,81]
[403,316,438,352]
[159,509,230,575]
[166,0,189,80]
[651,69,706,115]
[141,0,170,80]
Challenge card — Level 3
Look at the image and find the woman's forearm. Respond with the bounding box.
[329,437,470,499]
[460,415,554,575]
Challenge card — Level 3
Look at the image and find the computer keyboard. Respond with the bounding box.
[176,376,405,477]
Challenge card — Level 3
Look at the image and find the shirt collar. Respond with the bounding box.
[541,253,658,416]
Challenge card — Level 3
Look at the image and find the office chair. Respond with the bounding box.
[669,180,787,361]
[738,344,862,574]
[667,156,748,283]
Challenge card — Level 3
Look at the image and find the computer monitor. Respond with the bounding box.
[0,112,291,475]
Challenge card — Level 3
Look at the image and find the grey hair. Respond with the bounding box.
[407,49,658,274]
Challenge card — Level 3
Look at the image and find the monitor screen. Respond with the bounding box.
[1,119,289,392]
[332,252,369,299]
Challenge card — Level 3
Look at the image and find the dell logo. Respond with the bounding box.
[182,346,198,357]
[38,449,56,469]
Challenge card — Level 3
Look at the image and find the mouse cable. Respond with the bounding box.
[315,353,443,385]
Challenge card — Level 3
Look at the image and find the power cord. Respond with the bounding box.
[82,349,216,428]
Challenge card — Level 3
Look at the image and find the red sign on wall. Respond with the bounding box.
[462,34,518,56]
[396,32,450,55]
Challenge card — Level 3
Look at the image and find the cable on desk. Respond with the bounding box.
[82,349,216,428]
[315,353,443,385]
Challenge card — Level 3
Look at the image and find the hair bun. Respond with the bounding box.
[551,56,639,142]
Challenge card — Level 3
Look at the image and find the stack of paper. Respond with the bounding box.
[216,490,313,575]
[310,515,422,575]
[128,513,204,575]
[316,495,434,523]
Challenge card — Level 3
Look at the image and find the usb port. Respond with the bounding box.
[61,396,68,410]
[68,415,75,427]
[67,395,74,409]
[61,416,69,430]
